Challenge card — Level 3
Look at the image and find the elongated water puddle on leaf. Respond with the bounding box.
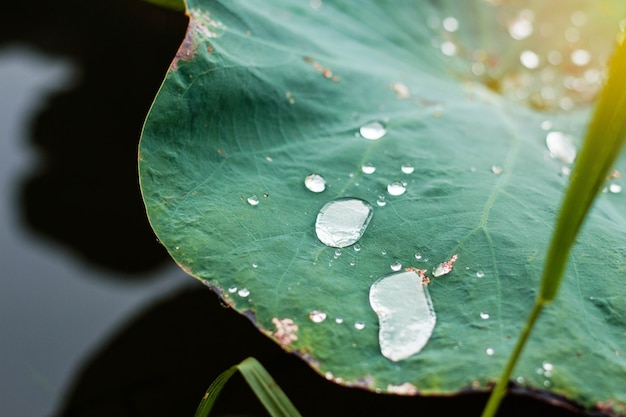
[315,198,373,248]
[369,271,436,362]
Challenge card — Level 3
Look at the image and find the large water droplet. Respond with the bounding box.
[609,183,622,193]
[370,270,436,362]
[247,195,260,206]
[546,131,576,164]
[387,181,406,196]
[361,162,376,174]
[315,198,374,248]
[359,121,386,140]
[486,347,495,356]
[304,173,326,192]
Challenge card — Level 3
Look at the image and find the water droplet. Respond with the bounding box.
[571,10,587,27]
[369,270,436,362]
[609,183,622,193]
[304,173,326,192]
[354,322,366,330]
[349,261,356,266]
[442,16,459,32]
[359,121,386,140]
[414,253,423,261]
[508,12,533,40]
[315,198,374,248]
[520,50,540,69]
[376,195,387,207]
[486,347,495,356]
[353,244,361,252]
[491,165,503,175]
[334,249,342,258]
[432,254,458,277]
[571,49,591,66]
[542,361,554,372]
[546,131,577,164]
[516,376,525,384]
[401,163,415,174]
[480,312,490,320]
[247,195,260,206]
[228,285,237,293]
[440,41,457,56]
[381,249,387,256]
[252,262,258,268]
[387,181,406,196]
[309,310,327,323]
[361,162,376,174]
[335,317,344,324]
[238,287,250,297]
[390,261,402,271]
[541,120,552,130]
[543,380,552,387]
[476,270,485,278]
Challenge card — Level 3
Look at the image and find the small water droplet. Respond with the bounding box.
[335,317,344,324]
[334,249,342,258]
[516,376,525,384]
[369,270,436,361]
[480,312,490,320]
[401,163,415,174]
[414,253,423,261]
[542,361,554,372]
[376,195,387,207]
[353,244,361,252]
[304,173,326,192]
[486,347,495,356]
[432,254,458,277]
[571,49,591,66]
[247,195,260,206]
[508,12,534,40]
[491,165,503,175]
[440,41,457,56]
[387,181,406,196]
[315,198,374,248]
[228,285,237,293]
[238,287,250,297]
[381,249,387,256]
[520,50,540,69]
[361,162,376,174]
[541,120,552,130]
[252,262,258,268]
[546,131,577,164]
[543,380,552,387]
[476,270,485,278]
[390,261,402,271]
[309,310,327,323]
[442,16,459,32]
[609,183,622,193]
[359,121,386,140]
[354,322,365,330]
[571,10,587,27]
[349,260,356,266]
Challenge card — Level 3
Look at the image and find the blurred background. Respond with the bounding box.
[0,1,610,416]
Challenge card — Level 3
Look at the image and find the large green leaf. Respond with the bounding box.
[139,0,626,412]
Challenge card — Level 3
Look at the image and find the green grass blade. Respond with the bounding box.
[481,36,626,417]
[541,35,626,301]
[194,357,302,417]
[194,365,238,417]
[142,0,185,12]
[237,357,303,417]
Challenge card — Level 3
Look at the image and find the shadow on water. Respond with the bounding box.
[0,1,613,416]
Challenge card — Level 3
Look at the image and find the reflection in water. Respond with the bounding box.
[0,47,188,417]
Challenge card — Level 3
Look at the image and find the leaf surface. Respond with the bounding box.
[140,0,626,411]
